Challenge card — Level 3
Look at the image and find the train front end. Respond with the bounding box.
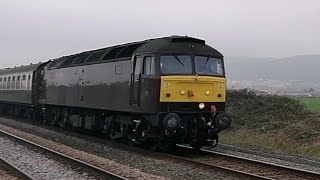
[158,54,231,149]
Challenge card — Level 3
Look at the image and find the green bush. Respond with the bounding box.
[226,89,319,134]
[222,89,320,158]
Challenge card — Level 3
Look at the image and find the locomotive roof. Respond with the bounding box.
[137,36,223,56]
[66,35,222,57]
[46,36,223,69]
[1,36,223,71]
[0,62,43,76]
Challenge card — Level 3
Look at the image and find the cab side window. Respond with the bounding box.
[143,56,155,75]
[134,56,143,75]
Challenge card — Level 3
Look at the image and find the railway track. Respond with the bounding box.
[161,144,320,180]
[1,119,320,180]
[0,156,34,180]
[0,129,128,180]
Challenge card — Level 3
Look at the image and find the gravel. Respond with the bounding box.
[0,117,239,180]
[206,142,320,173]
[0,135,98,180]
[0,165,20,180]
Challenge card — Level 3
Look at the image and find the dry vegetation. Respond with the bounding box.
[221,89,320,158]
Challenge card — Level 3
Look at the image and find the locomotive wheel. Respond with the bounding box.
[136,122,149,143]
[128,120,153,148]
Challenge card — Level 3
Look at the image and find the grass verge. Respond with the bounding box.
[298,97,320,112]
[222,89,320,159]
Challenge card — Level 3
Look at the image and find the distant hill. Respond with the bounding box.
[225,54,320,90]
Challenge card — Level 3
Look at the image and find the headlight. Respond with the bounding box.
[199,103,205,109]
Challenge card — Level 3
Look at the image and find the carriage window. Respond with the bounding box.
[16,76,21,89]
[12,76,15,89]
[0,78,2,89]
[21,75,26,89]
[7,77,11,89]
[27,75,31,90]
[3,77,6,89]
[143,56,155,75]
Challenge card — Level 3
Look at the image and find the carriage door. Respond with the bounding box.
[131,56,142,106]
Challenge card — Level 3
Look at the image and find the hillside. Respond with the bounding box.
[225,54,320,91]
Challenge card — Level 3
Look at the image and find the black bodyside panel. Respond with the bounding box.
[138,76,161,113]
[44,59,139,112]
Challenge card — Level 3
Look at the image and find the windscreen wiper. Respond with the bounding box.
[203,56,210,69]
[173,54,185,66]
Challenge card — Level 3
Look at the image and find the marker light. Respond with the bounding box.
[205,90,211,95]
[199,103,205,109]
[180,90,186,95]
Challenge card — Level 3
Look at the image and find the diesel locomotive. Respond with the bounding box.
[0,36,231,149]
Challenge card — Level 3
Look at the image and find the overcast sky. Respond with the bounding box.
[0,0,319,67]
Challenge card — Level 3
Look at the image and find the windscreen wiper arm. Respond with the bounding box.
[203,56,210,69]
[173,55,185,66]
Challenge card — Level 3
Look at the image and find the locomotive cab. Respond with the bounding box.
[131,39,231,149]
[158,54,231,149]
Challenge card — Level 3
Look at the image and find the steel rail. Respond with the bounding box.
[159,152,271,180]
[175,144,320,180]
[0,129,128,180]
[0,156,34,180]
